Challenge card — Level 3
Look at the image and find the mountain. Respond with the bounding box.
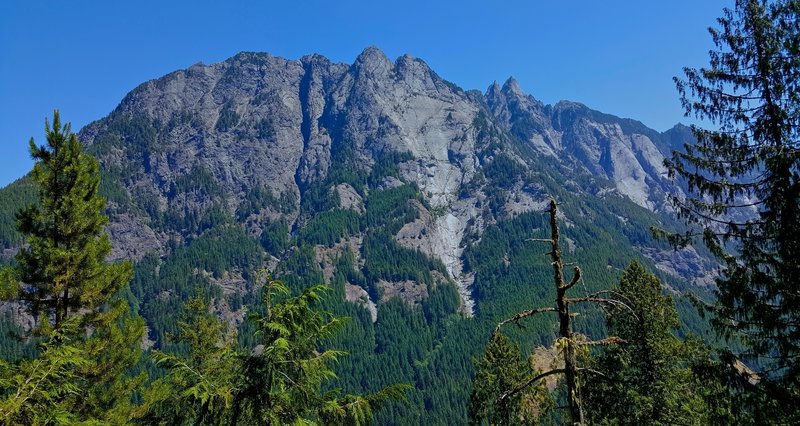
[0,47,713,424]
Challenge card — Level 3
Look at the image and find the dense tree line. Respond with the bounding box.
[0,113,403,424]
[0,2,797,423]
[472,0,800,424]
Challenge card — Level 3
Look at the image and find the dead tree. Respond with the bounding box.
[494,198,629,425]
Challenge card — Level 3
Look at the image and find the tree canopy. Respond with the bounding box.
[0,111,145,423]
[584,262,714,425]
[666,0,800,409]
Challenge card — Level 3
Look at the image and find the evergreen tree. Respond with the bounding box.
[666,0,800,409]
[4,111,134,328]
[0,111,145,423]
[141,271,407,425]
[469,332,551,425]
[136,295,239,424]
[0,316,91,424]
[583,262,711,425]
[234,273,407,425]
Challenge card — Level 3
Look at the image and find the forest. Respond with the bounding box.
[0,0,798,424]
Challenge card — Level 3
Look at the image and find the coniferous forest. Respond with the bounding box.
[0,0,799,424]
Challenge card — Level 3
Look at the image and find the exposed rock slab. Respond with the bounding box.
[345,283,377,323]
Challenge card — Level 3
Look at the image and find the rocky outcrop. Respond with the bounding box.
[105,213,162,262]
[486,78,680,212]
[58,47,704,317]
[345,283,378,323]
[334,184,364,213]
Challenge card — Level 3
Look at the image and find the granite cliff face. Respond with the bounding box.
[0,47,720,425]
[485,78,691,211]
[69,47,701,317]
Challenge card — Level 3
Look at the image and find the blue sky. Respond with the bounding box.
[0,0,731,187]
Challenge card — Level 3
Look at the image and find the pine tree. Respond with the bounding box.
[0,111,145,423]
[136,295,239,424]
[140,271,407,425]
[6,111,133,328]
[469,332,551,425]
[665,0,800,407]
[583,262,711,425]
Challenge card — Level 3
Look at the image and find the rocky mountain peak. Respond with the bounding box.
[299,52,334,68]
[57,47,701,318]
[353,46,393,77]
[501,76,524,97]
[394,53,436,83]
[485,81,504,107]
[661,122,696,154]
[550,100,591,130]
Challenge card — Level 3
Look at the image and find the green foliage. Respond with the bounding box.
[584,262,715,425]
[215,106,240,133]
[236,186,296,220]
[324,141,414,195]
[0,111,145,424]
[260,220,291,254]
[140,273,408,425]
[0,313,37,363]
[366,151,415,189]
[97,166,133,212]
[363,231,448,299]
[178,226,262,280]
[157,202,231,235]
[469,332,551,425]
[0,178,37,249]
[276,244,326,294]
[482,153,525,190]
[300,184,339,215]
[422,283,460,324]
[137,295,239,424]
[301,146,415,216]
[0,317,91,425]
[172,163,221,197]
[106,114,158,152]
[134,224,262,347]
[362,184,420,234]
[299,209,361,246]
[668,0,800,412]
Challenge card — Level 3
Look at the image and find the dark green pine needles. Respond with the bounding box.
[0,111,145,424]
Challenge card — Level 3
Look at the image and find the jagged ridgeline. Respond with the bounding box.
[0,48,714,424]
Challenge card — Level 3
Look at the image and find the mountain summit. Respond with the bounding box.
[0,47,710,423]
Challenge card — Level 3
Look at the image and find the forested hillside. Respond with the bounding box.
[0,49,715,425]
[2,0,798,422]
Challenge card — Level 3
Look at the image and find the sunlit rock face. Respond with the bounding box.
[72,47,694,316]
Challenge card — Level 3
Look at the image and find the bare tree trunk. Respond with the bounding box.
[548,199,584,425]
[494,198,627,424]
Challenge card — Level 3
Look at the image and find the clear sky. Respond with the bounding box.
[0,0,732,187]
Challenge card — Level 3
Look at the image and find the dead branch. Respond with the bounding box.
[567,297,638,319]
[495,307,557,332]
[562,266,581,290]
[576,336,624,346]
[497,368,568,403]
[496,367,600,404]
